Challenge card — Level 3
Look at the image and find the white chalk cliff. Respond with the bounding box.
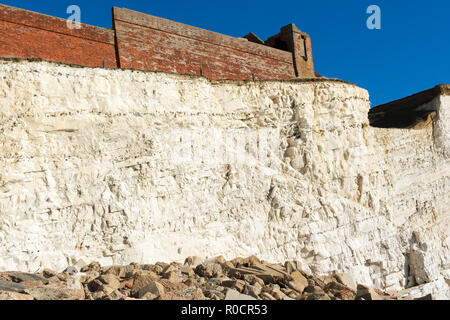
[0,60,448,298]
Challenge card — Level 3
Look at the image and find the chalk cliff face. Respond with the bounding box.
[0,60,448,298]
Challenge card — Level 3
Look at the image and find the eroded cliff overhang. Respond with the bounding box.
[369,84,450,128]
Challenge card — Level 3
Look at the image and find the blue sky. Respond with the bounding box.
[3,0,449,106]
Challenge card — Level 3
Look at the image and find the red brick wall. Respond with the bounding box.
[0,5,117,68]
[113,7,296,80]
[0,5,315,81]
[290,28,315,78]
[265,24,315,78]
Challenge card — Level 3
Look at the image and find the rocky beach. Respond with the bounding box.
[0,256,434,300]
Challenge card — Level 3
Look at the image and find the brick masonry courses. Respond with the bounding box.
[0,4,118,69]
[0,4,316,80]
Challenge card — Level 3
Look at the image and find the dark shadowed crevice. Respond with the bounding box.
[369,84,449,128]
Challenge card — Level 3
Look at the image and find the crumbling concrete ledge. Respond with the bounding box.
[369,84,449,157]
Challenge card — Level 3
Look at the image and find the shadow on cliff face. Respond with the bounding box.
[368,84,448,129]
[404,254,413,288]
[403,233,419,289]
[370,110,435,129]
[404,232,442,290]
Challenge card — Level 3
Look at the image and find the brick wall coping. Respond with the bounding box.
[113,7,293,64]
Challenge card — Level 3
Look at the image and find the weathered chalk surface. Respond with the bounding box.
[0,60,448,299]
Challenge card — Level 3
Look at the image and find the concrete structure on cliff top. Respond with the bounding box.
[0,4,449,299]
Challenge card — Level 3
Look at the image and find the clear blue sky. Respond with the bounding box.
[3,0,449,106]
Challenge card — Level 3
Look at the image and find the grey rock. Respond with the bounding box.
[185,256,203,267]
[325,281,350,292]
[356,284,383,300]
[140,292,157,300]
[0,290,34,300]
[304,285,325,294]
[9,273,49,285]
[221,280,245,292]
[224,288,257,300]
[195,263,222,278]
[24,286,85,300]
[243,283,262,299]
[73,259,88,270]
[131,271,160,296]
[0,280,26,293]
[104,290,124,300]
[64,266,79,276]
[99,274,121,290]
[136,281,165,299]
[260,292,277,300]
[180,265,195,277]
[80,270,100,284]
[124,265,136,278]
[88,279,103,292]
[164,271,181,283]
[288,270,308,293]
[335,273,357,292]
[142,264,164,274]
[203,289,225,300]
[155,262,170,270]
[42,269,58,279]
[162,264,178,276]
[284,261,297,274]
[104,266,126,278]
[81,261,101,273]
[305,293,331,300]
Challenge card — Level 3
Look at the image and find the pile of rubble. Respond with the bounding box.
[0,256,433,300]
